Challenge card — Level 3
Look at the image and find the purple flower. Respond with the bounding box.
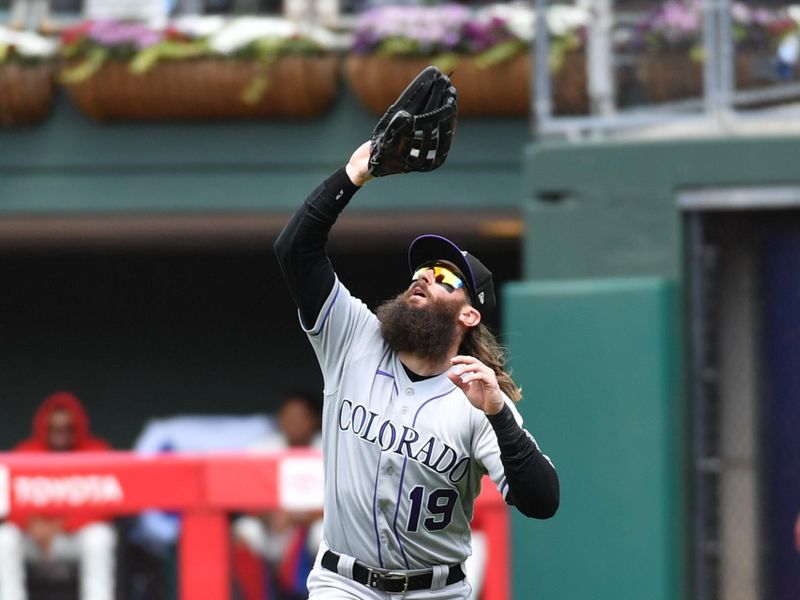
[442,31,461,49]
[635,1,701,51]
[632,0,788,54]
[87,20,164,50]
[351,4,484,55]
[732,2,751,25]
[751,8,773,26]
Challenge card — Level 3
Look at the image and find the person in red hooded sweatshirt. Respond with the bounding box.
[0,391,116,600]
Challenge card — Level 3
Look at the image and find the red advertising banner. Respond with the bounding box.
[0,452,509,600]
[0,453,204,518]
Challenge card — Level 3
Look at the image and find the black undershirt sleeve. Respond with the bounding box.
[486,404,560,519]
[273,167,360,328]
[275,168,559,519]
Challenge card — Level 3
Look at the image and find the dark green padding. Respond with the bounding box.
[502,277,684,600]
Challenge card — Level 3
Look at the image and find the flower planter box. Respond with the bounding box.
[638,53,702,103]
[345,53,587,117]
[0,63,55,127]
[345,53,528,117]
[62,55,339,122]
[553,51,589,115]
[735,51,800,89]
[638,51,800,104]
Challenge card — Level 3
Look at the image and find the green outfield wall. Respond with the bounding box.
[504,278,681,600]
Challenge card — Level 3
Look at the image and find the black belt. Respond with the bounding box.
[321,550,465,593]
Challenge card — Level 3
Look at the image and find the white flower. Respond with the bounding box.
[477,2,588,41]
[0,26,57,57]
[477,2,535,43]
[788,5,800,26]
[171,15,227,39]
[297,23,337,49]
[546,4,589,37]
[209,17,298,54]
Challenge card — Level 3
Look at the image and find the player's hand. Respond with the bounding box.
[345,141,374,187]
[448,355,505,416]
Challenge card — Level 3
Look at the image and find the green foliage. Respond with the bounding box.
[549,32,580,71]
[474,39,526,69]
[377,37,422,56]
[240,36,322,60]
[233,38,324,104]
[129,40,209,74]
[241,72,269,105]
[60,47,107,83]
[430,53,460,73]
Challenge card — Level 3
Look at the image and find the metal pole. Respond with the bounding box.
[688,212,722,600]
[177,0,203,14]
[688,213,709,600]
[702,0,719,120]
[718,0,734,117]
[532,0,553,136]
[587,0,616,117]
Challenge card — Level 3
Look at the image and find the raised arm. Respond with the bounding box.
[274,66,456,326]
[273,142,372,328]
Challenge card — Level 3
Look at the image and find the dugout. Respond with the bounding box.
[0,95,525,462]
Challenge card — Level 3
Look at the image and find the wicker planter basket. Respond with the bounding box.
[733,51,800,89]
[0,63,55,127]
[553,51,589,115]
[345,53,587,117]
[638,53,702,103]
[345,53,527,117]
[62,55,339,121]
[638,51,800,103]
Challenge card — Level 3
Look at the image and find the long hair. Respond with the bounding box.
[458,323,522,402]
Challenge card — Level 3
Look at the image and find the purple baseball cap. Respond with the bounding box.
[408,234,496,319]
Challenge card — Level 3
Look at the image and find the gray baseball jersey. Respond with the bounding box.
[303,277,525,570]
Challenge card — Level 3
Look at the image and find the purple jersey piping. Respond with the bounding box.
[376,347,398,396]
[391,385,458,569]
[371,450,385,568]
[370,349,395,569]
[308,282,341,337]
[500,477,509,497]
[376,370,399,396]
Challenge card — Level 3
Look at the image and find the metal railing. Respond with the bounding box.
[533,0,800,138]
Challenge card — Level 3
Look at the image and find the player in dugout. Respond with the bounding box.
[0,391,116,600]
[273,67,559,599]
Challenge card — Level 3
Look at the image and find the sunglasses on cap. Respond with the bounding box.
[411,263,465,293]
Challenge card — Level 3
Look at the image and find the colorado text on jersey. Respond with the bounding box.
[337,399,470,484]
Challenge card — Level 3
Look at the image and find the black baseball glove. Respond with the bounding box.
[368,66,458,177]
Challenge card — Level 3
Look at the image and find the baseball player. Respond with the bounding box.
[272,136,560,599]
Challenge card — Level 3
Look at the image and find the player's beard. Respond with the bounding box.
[376,292,461,362]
